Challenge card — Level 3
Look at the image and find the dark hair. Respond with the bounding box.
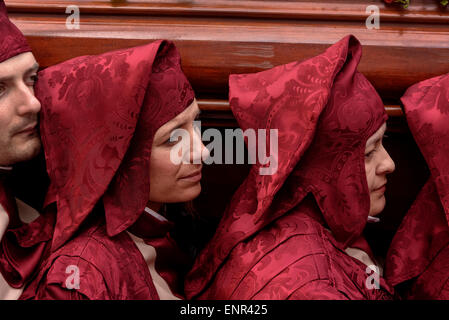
[166,202,216,261]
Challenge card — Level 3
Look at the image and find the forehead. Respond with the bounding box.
[154,99,199,136]
[169,99,199,122]
[0,52,37,77]
[366,122,386,146]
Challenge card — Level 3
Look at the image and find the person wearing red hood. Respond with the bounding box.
[20,40,208,300]
[385,73,449,299]
[0,0,54,300]
[185,35,396,300]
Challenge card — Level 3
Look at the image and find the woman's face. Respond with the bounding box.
[364,123,395,216]
[148,99,208,211]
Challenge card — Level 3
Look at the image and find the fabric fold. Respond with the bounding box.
[186,34,391,300]
[385,72,449,299]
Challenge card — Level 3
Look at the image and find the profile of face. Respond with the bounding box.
[0,52,41,166]
[364,122,395,216]
[148,99,209,211]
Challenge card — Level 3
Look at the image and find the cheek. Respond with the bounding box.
[365,161,376,190]
[0,113,14,146]
[0,107,12,129]
[0,124,7,142]
[149,148,180,185]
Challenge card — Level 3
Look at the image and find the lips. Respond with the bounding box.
[373,183,386,193]
[16,123,37,135]
[179,169,202,182]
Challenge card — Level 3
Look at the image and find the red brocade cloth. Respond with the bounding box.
[0,0,31,63]
[20,40,194,300]
[185,35,394,300]
[385,73,449,299]
[21,211,190,300]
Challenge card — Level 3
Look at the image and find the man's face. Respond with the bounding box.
[0,52,41,166]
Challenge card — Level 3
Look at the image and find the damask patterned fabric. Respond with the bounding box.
[0,0,52,293]
[185,35,394,300]
[0,0,31,63]
[20,40,195,299]
[385,73,449,299]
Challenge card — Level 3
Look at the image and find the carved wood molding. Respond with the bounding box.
[4,0,446,122]
[5,0,449,23]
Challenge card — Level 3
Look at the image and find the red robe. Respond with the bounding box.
[185,35,394,300]
[21,40,195,299]
[192,197,393,300]
[385,73,449,299]
[21,210,190,300]
[0,165,53,299]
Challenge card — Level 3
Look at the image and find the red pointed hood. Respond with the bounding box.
[0,0,31,63]
[385,73,449,287]
[36,40,194,250]
[186,35,387,298]
[401,74,449,223]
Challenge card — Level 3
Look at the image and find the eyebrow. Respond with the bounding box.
[24,63,40,76]
[160,119,184,138]
[28,63,40,73]
[370,137,382,145]
[0,74,13,82]
[0,63,40,82]
[156,103,201,137]
[366,131,385,147]
[157,112,195,141]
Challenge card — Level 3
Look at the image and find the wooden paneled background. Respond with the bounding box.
[6,0,449,255]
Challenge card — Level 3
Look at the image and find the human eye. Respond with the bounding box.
[165,129,183,146]
[165,136,179,146]
[365,147,377,159]
[0,83,7,98]
[165,134,178,146]
[26,74,38,86]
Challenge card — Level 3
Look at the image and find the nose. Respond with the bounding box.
[15,81,41,116]
[377,145,395,175]
[190,123,209,164]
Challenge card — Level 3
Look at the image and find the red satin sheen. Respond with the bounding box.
[185,35,393,300]
[0,176,53,289]
[22,212,189,300]
[0,0,31,63]
[385,73,449,299]
[21,40,194,299]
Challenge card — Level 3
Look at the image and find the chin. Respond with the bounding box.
[13,138,41,163]
[164,183,202,203]
[182,183,202,202]
[368,196,386,217]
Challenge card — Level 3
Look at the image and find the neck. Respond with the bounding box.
[147,201,163,213]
